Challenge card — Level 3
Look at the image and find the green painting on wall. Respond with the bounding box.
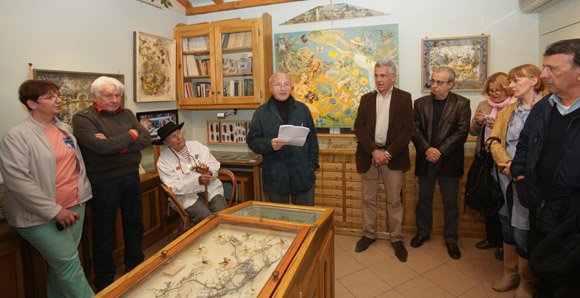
[275,24,399,128]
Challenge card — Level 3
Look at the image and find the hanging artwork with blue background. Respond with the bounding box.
[275,24,399,128]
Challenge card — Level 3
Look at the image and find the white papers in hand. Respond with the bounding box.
[277,125,310,146]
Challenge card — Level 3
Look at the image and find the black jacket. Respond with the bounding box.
[511,94,580,233]
[531,213,580,297]
[247,95,319,195]
[412,93,471,177]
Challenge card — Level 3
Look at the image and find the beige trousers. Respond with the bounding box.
[361,165,404,241]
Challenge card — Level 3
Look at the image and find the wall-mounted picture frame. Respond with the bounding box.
[134,31,176,102]
[33,69,125,126]
[206,120,250,145]
[136,109,178,144]
[421,35,490,92]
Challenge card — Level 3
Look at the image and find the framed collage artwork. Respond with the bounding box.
[33,69,124,126]
[206,120,250,145]
[134,31,176,102]
[421,35,490,92]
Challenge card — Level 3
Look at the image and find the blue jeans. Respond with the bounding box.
[90,171,144,291]
[16,204,94,298]
[499,213,529,259]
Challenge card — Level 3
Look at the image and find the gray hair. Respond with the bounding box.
[545,38,580,68]
[375,60,397,76]
[432,66,456,82]
[91,76,125,97]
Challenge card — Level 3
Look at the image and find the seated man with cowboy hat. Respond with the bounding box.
[156,121,228,225]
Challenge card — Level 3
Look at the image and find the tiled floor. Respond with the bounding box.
[128,233,513,298]
[335,234,515,298]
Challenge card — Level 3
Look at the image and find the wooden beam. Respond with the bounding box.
[175,0,192,9]
[186,0,303,15]
[213,0,224,4]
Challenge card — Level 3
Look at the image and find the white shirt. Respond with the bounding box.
[157,141,224,209]
[374,88,393,147]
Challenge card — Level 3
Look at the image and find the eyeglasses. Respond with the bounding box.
[101,93,122,100]
[38,94,61,101]
[488,89,505,94]
[429,79,451,86]
[273,82,291,89]
[375,74,390,79]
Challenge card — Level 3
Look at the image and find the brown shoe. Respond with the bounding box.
[446,242,461,259]
[410,234,430,248]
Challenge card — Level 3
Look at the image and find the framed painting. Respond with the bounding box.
[206,120,249,145]
[134,31,176,102]
[33,69,124,126]
[421,35,490,92]
[275,24,399,129]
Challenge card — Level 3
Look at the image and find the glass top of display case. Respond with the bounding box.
[231,204,323,224]
[98,215,308,298]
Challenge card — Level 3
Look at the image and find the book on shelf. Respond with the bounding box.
[222,32,252,49]
[199,59,210,76]
[184,82,211,98]
[182,36,209,51]
[223,79,253,97]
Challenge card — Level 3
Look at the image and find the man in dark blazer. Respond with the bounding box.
[411,66,471,260]
[353,60,414,262]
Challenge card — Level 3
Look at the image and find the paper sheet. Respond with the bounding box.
[277,125,310,146]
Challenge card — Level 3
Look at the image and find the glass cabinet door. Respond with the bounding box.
[179,31,213,105]
[215,23,259,105]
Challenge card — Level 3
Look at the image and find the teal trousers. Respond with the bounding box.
[16,204,94,298]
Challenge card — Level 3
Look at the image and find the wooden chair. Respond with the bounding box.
[153,146,238,235]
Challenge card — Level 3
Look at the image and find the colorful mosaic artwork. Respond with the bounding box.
[275,24,399,128]
[280,3,388,25]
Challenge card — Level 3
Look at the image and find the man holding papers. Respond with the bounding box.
[353,60,414,262]
[247,72,319,206]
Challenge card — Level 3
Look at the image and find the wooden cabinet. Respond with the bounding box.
[0,173,179,298]
[0,224,25,298]
[174,13,273,109]
[315,145,487,239]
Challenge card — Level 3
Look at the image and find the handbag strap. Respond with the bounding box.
[485,136,503,198]
[485,136,501,152]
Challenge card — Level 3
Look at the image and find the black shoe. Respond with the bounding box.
[446,242,461,259]
[392,241,408,262]
[410,234,430,248]
[475,239,493,249]
[495,247,504,261]
[355,236,376,253]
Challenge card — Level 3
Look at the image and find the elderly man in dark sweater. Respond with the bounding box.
[72,76,150,292]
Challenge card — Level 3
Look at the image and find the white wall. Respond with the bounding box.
[0,0,186,138]
[538,0,580,54]
[184,0,541,151]
[0,0,547,183]
[0,0,187,182]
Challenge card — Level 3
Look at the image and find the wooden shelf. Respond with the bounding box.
[174,13,272,109]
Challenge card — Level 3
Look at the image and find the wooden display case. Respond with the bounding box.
[174,13,272,109]
[225,201,335,298]
[97,202,335,298]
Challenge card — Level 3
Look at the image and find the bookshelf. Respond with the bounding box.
[174,14,272,109]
